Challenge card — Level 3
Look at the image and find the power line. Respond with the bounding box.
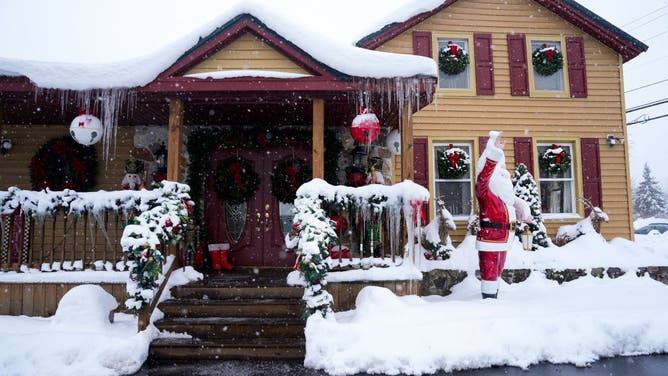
[626,97,668,113]
[622,4,668,27]
[627,10,668,31]
[625,78,668,93]
[644,29,668,42]
[627,113,668,125]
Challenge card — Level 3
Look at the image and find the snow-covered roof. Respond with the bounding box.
[0,0,438,91]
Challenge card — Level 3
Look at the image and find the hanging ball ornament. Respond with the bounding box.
[70,113,103,146]
[385,128,401,155]
[350,108,380,144]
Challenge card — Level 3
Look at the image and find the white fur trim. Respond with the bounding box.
[476,237,515,251]
[481,279,499,294]
[487,146,503,162]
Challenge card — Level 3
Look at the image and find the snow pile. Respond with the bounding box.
[305,272,668,375]
[51,285,118,329]
[0,269,128,283]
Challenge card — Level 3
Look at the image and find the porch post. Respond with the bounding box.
[400,103,414,181]
[312,98,325,179]
[167,98,184,182]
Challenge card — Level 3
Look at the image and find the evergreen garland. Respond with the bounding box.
[438,41,470,75]
[437,145,471,179]
[271,158,312,204]
[512,164,549,250]
[532,43,564,76]
[539,144,571,175]
[29,136,98,191]
[213,157,260,204]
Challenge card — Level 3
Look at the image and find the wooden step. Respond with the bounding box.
[154,316,305,340]
[171,285,303,300]
[149,337,305,361]
[159,298,303,318]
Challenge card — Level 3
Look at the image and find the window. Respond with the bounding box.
[528,39,567,95]
[433,142,473,217]
[537,143,575,214]
[436,37,473,91]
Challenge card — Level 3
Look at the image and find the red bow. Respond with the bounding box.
[448,42,459,56]
[286,162,300,190]
[545,49,554,62]
[229,161,244,189]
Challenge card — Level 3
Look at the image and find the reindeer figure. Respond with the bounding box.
[555,198,609,246]
[421,198,457,259]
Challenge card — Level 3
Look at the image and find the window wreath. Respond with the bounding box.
[437,144,471,179]
[213,157,260,204]
[271,158,312,204]
[29,136,98,191]
[532,43,564,76]
[539,144,571,175]
[438,41,470,75]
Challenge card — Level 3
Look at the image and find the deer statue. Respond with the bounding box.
[555,198,609,246]
[421,198,457,259]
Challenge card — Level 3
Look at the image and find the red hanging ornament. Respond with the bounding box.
[350,108,380,144]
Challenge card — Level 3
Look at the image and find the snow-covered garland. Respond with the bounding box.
[437,145,471,179]
[120,181,193,313]
[540,144,571,175]
[438,41,470,75]
[532,43,564,76]
[287,179,430,317]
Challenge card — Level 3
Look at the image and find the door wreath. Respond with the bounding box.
[29,136,98,191]
[213,157,260,204]
[271,158,311,204]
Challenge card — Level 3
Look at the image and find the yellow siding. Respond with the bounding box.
[379,0,632,242]
[184,32,310,75]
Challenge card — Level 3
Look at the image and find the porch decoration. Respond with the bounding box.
[69,110,103,146]
[539,144,571,175]
[385,128,401,155]
[437,144,471,179]
[29,136,98,191]
[271,158,312,204]
[438,41,470,75]
[213,157,260,204]
[532,43,564,76]
[512,163,550,250]
[350,108,380,145]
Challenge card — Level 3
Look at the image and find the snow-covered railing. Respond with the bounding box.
[287,179,430,317]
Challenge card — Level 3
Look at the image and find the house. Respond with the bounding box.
[0,0,646,316]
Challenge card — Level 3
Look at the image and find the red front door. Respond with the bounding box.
[204,146,309,267]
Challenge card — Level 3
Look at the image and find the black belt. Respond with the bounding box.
[480,221,516,231]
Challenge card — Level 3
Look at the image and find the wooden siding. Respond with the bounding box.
[378,0,632,242]
[0,282,126,317]
[0,125,135,191]
[326,280,421,311]
[184,32,310,75]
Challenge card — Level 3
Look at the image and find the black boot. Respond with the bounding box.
[482,292,498,299]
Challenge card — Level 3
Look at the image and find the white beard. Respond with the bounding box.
[477,148,516,206]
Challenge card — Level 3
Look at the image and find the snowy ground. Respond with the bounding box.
[1,234,667,375]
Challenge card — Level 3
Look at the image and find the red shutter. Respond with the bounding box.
[566,36,588,98]
[413,137,429,188]
[513,137,534,176]
[580,138,602,215]
[413,31,433,57]
[507,34,529,96]
[474,33,495,95]
[479,137,489,156]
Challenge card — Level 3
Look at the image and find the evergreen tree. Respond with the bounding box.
[633,163,668,218]
[512,163,549,250]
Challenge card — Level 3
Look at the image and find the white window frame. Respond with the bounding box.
[537,142,577,218]
[432,141,474,220]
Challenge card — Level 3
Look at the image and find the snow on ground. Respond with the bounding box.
[0,267,201,376]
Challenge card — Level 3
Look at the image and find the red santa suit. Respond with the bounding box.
[475,131,530,298]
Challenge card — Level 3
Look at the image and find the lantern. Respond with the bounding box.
[385,128,401,155]
[521,225,534,251]
[70,113,103,146]
[350,109,380,144]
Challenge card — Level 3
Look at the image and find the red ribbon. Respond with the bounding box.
[229,161,244,190]
[286,162,300,190]
[448,42,458,56]
[546,49,554,62]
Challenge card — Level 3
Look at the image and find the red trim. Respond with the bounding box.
[413,137,429,188]
[359,0,644,62]
[473,33,495,95]
[513,137,534,176]
[507,34,529,97]
[412,31,433,57]
[580,138,602,215]
[158,17,338,80]
[566,36,588,98]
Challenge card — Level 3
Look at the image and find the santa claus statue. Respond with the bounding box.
[475,131,531,299]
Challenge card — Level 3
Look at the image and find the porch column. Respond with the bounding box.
[400,103,414,181]
[167,98,184,182]
[312,98,325,179]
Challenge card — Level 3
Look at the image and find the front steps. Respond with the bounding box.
[149,268,306,362]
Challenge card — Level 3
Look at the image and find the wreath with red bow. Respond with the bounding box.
[29,136,98,191]
[438,41,470,75]
[271,158,312,204]
[437,145,471,179]
[213,157,260,204]
[540,144,571,175]
[532,43,564,76]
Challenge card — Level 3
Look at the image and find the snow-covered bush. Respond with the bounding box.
[512,163,550,250]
